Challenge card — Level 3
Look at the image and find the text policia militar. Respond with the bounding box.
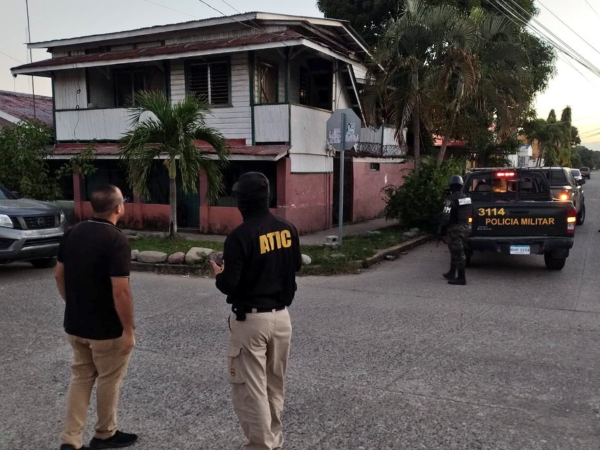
[483,217,556,226]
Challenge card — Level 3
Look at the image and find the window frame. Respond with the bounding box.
[185,58,232,107]
[256,60,279,105]
[113,68,148,107]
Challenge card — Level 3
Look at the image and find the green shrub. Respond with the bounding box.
[383,157,466,232]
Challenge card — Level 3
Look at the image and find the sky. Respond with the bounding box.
[1,0,600,149]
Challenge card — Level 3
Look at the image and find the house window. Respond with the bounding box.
[187,60,230,106]
[115,70,146,107]
[82,161,132,201]
[258,62,278,104]
[370,163,380,172]
[299,67,310,106]
[211,161,277,207]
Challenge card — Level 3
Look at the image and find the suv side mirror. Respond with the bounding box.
[577,178,586,186]
[11,191,19,198]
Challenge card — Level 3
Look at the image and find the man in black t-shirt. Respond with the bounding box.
[211,172,302,450]
[55,185,137,450]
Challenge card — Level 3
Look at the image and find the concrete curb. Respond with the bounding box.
[131,261,209,276]
[362,234,434,268]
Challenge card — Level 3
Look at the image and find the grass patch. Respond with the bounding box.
[300,226,409,275]
[132,237,224,255]
[131,225,413,276]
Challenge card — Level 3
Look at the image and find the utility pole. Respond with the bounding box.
[25,0,37,119]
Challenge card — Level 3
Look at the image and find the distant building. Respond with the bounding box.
[0,90,53,129]
[12,12,410,233]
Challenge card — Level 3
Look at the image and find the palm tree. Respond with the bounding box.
[120,91,228,237]
[364,0,476,171]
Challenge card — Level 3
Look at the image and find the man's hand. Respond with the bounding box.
[120,329,135,356]
[210,260,223,275]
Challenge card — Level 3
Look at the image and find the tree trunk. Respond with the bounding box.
[437,74,464,167]
[411,62,420,172]
[169,159,177,237]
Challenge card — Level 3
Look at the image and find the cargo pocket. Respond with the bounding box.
[227,345,245,384]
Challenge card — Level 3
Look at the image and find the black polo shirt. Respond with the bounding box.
[57,218,131,340]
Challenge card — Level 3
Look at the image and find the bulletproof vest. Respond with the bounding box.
[450,192,472,225]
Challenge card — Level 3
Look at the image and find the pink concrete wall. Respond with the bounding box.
[80,202,170,230]
[278,158,333,234]
[352,161,413,222]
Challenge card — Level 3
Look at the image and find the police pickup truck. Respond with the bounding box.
[464,168,577,270]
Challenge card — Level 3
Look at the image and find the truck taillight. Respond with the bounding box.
[559,191,570,201]
[468,217,472,233]
[567,207,577,234]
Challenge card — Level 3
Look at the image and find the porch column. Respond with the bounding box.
[133,194,143,229]
[276,157,290,220]
[199,170,209,233]
[73,173,83,222]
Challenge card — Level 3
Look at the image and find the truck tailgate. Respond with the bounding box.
[472,202,570,237]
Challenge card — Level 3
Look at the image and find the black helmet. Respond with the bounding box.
[448,175,464,187]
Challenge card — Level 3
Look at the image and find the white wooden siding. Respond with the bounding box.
[290,154,333,173]
[54,70,88,109]
[56,109,130,141]
[254,104,289,142]
[289,105,330,157]
[170,52,251,142]
[333,70,352,110]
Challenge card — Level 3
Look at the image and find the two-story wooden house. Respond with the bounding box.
[12,12,410,234]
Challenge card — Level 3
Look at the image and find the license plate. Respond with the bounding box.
[510,245,530,255]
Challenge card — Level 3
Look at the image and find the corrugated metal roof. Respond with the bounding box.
[13,30,303,72]
[53,142,289,158]
[0,90,53,127]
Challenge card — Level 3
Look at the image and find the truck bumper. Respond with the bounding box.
[467,236,574,256]
[0,224,67,263]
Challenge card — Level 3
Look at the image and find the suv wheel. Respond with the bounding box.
[544,253,566,271]
[577,203,586,225]
[30,258,57,269]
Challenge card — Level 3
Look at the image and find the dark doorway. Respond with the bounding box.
[177,170,200,229]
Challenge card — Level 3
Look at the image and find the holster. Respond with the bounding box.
[231,304,247,321]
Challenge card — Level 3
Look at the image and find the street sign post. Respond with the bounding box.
[326,109,362,245]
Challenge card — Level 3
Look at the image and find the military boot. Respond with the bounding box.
[448,266,467,285]
[443,264,457,280]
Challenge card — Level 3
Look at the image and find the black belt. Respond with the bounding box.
[241,306,285,314]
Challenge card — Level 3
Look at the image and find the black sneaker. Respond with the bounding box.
[60,445,90,450]
[89,431,138,449]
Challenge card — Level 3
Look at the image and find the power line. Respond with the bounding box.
[536,0,600,60]
[0,49,23,63]
[139,0,199,19]
[216,0,265,31]
[584,0,600,21]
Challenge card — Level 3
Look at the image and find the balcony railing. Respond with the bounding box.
[56,108,132,141]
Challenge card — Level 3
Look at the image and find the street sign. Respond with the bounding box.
[326,109,362,245]
[327,109,362,152]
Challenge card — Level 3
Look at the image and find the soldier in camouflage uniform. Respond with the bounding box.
[439,175,471,285]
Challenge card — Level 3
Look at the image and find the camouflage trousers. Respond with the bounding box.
[447,225,469,266]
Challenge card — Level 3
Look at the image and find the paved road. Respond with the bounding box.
[1,179,600,450]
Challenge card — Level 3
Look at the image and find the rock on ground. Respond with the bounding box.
[302,254,312,265]
[185,247,215,265]
[131,250,139,261]
[168,252,185,264]
[137,251,168,264]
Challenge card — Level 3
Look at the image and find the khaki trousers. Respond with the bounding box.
[228,308,292,450]
[61,334,133,449]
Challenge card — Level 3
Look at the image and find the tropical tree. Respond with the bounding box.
[364,0,476,171]
[120,91,228,236]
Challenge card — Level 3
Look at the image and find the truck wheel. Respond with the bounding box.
[30,258,57,269]
[577,203,586,225]
[544,253,566,271]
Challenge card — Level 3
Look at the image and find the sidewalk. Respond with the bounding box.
[166,217,399,246]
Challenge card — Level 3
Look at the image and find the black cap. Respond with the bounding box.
[233,172,269,200]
